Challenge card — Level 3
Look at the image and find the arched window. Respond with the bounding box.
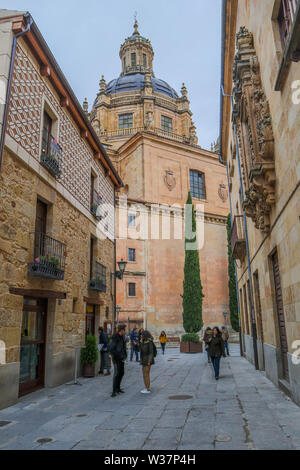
[189,170,206,199]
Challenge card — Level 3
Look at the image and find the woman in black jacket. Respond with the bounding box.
[139,330,156,394]
[207,326,226,380]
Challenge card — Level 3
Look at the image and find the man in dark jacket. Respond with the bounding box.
[109,325,127,397]
[130,328,140,362]
[98,327,111,376]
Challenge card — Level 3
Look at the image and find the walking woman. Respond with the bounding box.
[139,330,156,394]
[202,326,212,364]
[207,326,226,380]
[158,331,168,354]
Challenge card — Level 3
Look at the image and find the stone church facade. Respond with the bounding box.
[89,21,230,336]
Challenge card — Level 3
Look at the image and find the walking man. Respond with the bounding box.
[130,327,140,362]
[221,326,230,356]
[98,327,111,376]
[109,325,127,397]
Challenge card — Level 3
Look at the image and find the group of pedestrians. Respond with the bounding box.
[97,324,230,397]
[202,325,230,380]
[108,325,157,397]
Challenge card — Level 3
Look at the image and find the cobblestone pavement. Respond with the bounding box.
[1,345,300,450]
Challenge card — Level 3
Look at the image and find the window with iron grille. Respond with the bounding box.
[278,0,298,48]
[128,214,135,227]
[41,111,52,155]
[131,53,136,67]
[118,113,133,129]
[128,282,136,297]
[128,248,136,262]
[189,170,206,199]
[161,115,173,132]
[143,54,147,67]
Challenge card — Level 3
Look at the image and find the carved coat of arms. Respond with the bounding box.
[218,183,228,202]
[164,169,176,191]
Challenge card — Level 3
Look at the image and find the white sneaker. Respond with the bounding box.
[140,389,151,394]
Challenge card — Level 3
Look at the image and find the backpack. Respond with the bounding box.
[153,342,157,358]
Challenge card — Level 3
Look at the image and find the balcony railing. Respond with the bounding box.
[28,232,66,280]
[231,216,246,261]
[100,126,194,145]
[88,261,106,292]
[40,135,62,178]
[90,189,102,220]
[100,127,144,138]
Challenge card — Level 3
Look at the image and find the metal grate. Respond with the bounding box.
[168,395,193,400]
[28,232,66,280]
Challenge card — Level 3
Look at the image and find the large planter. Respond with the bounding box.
[180,341,203,354]
[82,364,95,377]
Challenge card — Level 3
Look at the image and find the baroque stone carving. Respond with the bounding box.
[218,184,228,203]
[164,169,176,191]
[232,27,275,233]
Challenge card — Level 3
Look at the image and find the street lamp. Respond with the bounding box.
[116,305,121,324]
[116,259,127,280]
[223,311,228,326]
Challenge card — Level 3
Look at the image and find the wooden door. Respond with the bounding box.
[19,298,47,396]
[272,251,289,381]
[253,271,265,369]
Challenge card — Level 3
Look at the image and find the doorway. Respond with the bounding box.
[86,304,96,337]
[19,298,47,396]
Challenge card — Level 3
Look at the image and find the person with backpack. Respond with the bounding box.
[158,331,168,354]
[139,330,157,394]
[109,324,127,397]
[202,326,212,364]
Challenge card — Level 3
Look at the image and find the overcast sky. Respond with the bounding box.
[6,0,222,150]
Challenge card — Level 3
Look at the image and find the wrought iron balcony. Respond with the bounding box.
[231,216,246,261]
[88,261,106,292]
[90,189,102,220]
[40,135,62,178]
[28,232,66,280]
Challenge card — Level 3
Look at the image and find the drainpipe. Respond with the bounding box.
[113,188,117,333]
[220,86,259,370]
[0,12,33,171]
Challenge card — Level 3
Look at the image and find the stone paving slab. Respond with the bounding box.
[0,345,300,450]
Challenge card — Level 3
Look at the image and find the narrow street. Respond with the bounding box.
[1,345,300,450]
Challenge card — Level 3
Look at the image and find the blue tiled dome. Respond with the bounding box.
[105,73,179,99]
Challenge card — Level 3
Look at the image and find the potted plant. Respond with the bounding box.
[80,334,98,377]
[180,192,204,354]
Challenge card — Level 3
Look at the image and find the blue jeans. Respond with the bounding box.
[206,349,210,361]
[161,343,166,354]
[211,356,221,378]
[130,344,139,361]
[224,341,229,355]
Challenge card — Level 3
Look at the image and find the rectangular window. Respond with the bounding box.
[190,169,206,199]
[128,283,136,297]
[161,115,173,132]
[41,111,52,156]
[118,113,133,129]
[243,284,250,335]
[128,214,135,227]
[143,54,147,67]
[128,248,136,262]
[278,0,298,48]
[131,53,136,67]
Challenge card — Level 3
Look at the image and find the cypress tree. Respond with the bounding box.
[226,214,239,331]
[182,192,204,334]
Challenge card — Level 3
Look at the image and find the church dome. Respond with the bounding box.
[106,73,179,99]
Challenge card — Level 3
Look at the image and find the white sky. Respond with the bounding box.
[6,0,222,150]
